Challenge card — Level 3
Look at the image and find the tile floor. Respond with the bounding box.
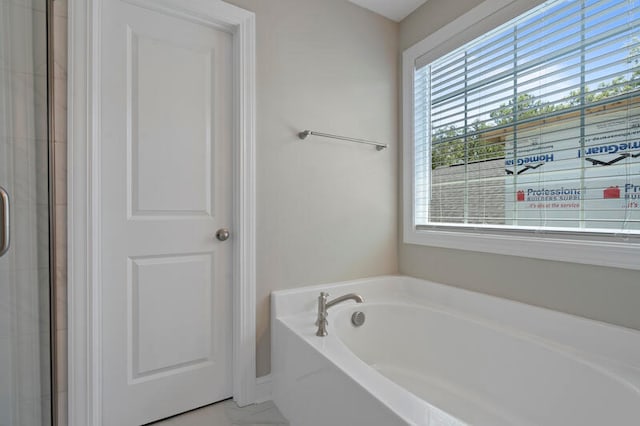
[151,399,289,426]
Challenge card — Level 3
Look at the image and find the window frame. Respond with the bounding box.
[402,0,640,270]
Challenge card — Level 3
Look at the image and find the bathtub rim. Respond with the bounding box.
[272,274,640,371]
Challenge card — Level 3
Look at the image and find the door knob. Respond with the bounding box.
[216,228,230,241]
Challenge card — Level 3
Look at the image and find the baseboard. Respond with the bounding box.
[254,374,272,403]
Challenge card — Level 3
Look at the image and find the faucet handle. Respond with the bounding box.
[316,292,329,327]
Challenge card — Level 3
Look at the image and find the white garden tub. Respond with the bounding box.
[271,275,640,426]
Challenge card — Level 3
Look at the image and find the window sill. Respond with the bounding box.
[403,227,640,270]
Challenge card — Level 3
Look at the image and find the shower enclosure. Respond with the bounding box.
[0,0,55,425]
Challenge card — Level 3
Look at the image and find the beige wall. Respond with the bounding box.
[224,0,399,377]
[398,0,640,332]
[400,0,485,50]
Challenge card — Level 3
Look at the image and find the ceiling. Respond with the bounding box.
[348,0,429,22]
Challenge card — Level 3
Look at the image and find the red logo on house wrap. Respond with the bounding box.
[517,190,525,201]
[603,186,621,199]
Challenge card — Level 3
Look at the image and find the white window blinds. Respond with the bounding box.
[414,0,640,234]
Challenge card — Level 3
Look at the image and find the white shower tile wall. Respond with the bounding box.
[52,0,68,424]
[0,0,51,424]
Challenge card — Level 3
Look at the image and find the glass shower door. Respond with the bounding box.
[0,0,52,425]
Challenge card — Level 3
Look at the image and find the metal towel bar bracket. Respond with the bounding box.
[298,130,387,151]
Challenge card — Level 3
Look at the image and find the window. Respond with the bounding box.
[403,0,640,269]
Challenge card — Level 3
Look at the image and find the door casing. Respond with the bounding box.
[67,1,256,424]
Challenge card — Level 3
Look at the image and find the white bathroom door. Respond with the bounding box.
[99,1,233,424]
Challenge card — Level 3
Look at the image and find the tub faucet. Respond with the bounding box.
[316,292,364,337]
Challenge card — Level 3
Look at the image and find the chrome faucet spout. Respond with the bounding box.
[316,292,364,337]
[326,293,364,308]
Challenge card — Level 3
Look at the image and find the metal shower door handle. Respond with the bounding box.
[0,186,9,257]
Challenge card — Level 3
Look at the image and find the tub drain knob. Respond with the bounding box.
[351,311,365,327]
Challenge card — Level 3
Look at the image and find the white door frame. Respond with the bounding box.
[67,1,256,424]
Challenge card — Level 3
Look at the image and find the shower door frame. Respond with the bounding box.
[46,0,58,424]
[66,1,257,425]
